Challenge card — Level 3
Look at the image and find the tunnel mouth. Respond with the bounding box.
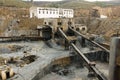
[81,27,85,31]
[76,28,79,31]
[42,25,52,40]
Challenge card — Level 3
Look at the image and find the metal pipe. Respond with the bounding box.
[71,43,90,64]
[109,37,120,80]
[58,28,107,80]
[69,27,110,53]
[58,28,69,41]
[71,43,107,80]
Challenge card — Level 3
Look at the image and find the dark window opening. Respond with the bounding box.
[58,22,62,25]
[49,22,52,25]
[45,22,47,25]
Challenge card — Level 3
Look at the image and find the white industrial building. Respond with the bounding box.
[30,7,74,18]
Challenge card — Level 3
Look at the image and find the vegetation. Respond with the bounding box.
[0,0,31,8]
[59,1,96,9]
[42,0,120,9]
[94,2,114,7]
[49,3,59,8]
[0,0,118,9]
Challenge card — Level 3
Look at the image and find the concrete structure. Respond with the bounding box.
[100,15,107,18]
[109,37,120,80]
[30,7,74,18]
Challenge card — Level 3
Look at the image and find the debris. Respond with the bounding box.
[8,45,23,52]
[0,57,7,66]
[8,57,18,64]
[21,55,37,64]
[0,65,14,80]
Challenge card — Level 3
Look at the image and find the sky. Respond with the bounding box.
[24,0,113,2]
[25,0,63,1]
[85,0,112,2]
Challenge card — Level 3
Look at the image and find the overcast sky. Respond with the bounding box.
[25,0,63,1]
[24,0,113,2]
[85,0,111,2]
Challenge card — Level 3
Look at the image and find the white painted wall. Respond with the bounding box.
[30,7,38,18]
[30,7,74,18]
[100,15,107,18]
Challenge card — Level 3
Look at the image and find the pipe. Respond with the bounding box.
[69,27,110,53]
[71,43,90,64]
[58,28,69,41]
[71,43,107,80]
[58,28,107,80]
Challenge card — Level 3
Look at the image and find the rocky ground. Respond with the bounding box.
[0,40,109,80]
[0,40,70,80]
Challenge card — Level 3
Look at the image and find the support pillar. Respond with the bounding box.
[81,38,86,47]
[65,39,69,50]
[38,30,40,36]
[40,30,42,37]
[109,37,120,80]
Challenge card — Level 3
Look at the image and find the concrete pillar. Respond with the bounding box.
[81,38,85,47]
[109,37,120,80]
[65,39,69,50]
[37,30,40,36]
[40,30,42,37]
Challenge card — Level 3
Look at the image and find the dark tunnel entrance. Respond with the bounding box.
[42,25,52,40]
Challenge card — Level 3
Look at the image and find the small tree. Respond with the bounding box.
[50,3,59,8]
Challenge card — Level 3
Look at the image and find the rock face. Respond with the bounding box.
[93,6,120,18]
[0,7,28,35]
[75,17,120,42]
[74,8,89,17]
[0,7,43,36]
[74,6,120,18]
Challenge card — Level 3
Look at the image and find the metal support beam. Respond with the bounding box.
[69,27,110,53]
[109,37,120,80]
[58,28,107,80]
[71,43,107,80]
[58,28,69,41]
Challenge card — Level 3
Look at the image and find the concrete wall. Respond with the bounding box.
[30,7,38,18]
[3,30,38,37]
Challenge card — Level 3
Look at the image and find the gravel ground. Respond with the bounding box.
[0,41,109,80]
[0,41,70,80]
[40,62,108,80]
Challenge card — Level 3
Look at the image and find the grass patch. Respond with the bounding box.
[0,0,31,8]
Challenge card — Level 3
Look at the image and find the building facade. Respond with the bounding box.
[30,7,74,18]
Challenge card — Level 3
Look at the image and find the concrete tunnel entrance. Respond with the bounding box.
[38,25,52,40]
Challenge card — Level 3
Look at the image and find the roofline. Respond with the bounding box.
[30,6,73,10]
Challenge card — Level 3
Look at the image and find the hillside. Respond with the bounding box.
[0,0,31,8]
[0,0,118,9]
[58,1,95,9]
[33,1,96,9]
[33,0,120,9]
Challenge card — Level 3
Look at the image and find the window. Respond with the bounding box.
[53,11,55,14]
[50,11,52,14]
[56,11,58,14]
[39,11,41,14]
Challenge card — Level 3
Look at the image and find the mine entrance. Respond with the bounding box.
[42,25,52,40]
